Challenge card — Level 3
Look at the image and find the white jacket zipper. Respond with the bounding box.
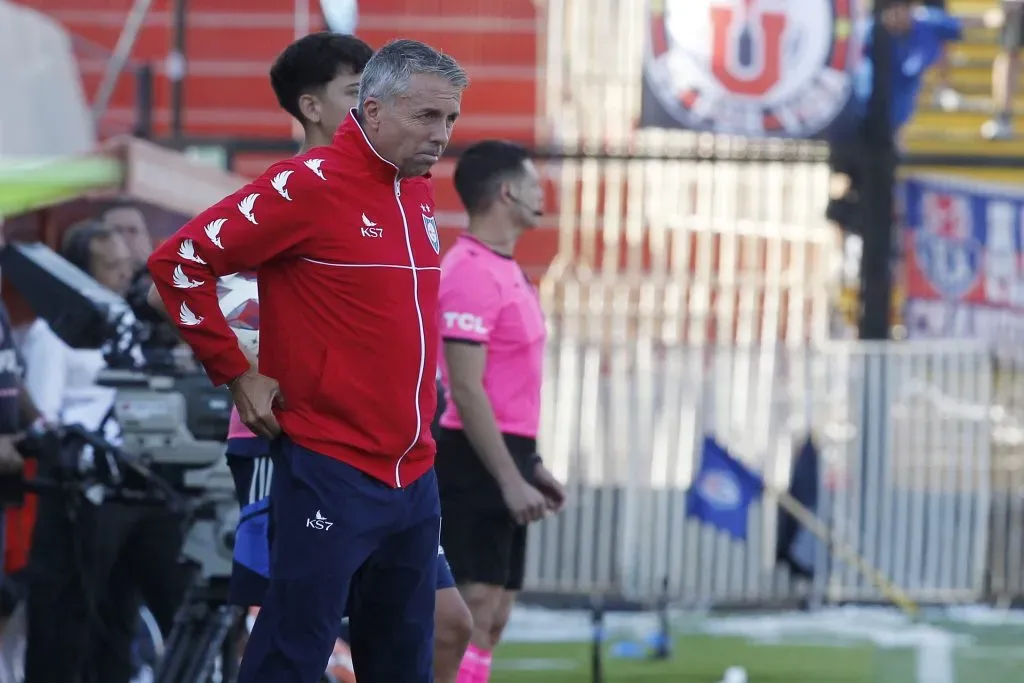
[393,175,426,488]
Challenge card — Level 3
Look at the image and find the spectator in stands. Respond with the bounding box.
[984,1,1022,139]
[101,200,153,268]
[856,2,1005,140]
[922,0,959,109]
[61,219,135,297]
[857,1,963,138]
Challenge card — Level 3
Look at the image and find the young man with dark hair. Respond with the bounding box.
[268,30,374,145]
[437,140,566,683]
[148,33,472,682]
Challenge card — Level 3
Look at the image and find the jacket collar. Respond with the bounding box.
[333,109,432,183]
[333,110,398,184]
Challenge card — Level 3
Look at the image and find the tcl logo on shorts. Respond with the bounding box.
[442,312,488,335]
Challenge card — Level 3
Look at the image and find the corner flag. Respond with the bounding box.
[686,437,764,540]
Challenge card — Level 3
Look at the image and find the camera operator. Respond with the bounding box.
[22,219,189,683]
[101,201,190,372]
[100,201,153,269]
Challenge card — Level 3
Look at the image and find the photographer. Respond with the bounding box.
[100,200,153,269]
[22,219,189,683]
[100,200,192,373]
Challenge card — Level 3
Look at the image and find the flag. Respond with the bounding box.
[686,437,764,540]
[775,437,821,578]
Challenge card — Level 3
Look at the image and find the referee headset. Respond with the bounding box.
[504,174,543,219]
[505,192,543,219]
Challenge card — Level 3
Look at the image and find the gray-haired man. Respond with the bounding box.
[146,39,468,683]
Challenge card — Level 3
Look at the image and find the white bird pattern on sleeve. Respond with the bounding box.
[204,218,227,249]
[238,193,259,224]
[171,265,204,289]
[304,158,326,181]
[178,302,203,327]
[177,238,207,264]
[271,170,293,201]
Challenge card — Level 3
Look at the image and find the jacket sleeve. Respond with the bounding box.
[146,159,323,386]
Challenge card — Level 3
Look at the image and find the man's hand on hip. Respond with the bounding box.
[0,436,24,475]
[230,369,284,440]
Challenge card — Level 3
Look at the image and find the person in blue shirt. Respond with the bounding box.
[856,1,1001,138]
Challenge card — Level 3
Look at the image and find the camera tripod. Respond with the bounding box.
[155,576,245,683]
[153,582,346,683]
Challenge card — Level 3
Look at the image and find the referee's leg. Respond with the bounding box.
[433,548,472,683]
[348,468,441,682]
[237,437,386,683]
[441,505,520,681]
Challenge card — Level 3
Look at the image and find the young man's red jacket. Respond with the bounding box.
[147,113,441,487]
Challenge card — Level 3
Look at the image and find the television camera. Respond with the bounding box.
[0,243,245,682]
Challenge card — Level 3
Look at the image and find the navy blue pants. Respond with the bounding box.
[227,447,454,608]
[238,436,440,683]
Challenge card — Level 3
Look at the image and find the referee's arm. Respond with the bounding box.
[440,277,546,524]
[443,342,522,487]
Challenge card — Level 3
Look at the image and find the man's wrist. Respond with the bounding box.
[203,345,254,387]
[496,465,525,489]
[227,367,255,391]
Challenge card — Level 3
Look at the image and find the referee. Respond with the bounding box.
[436,140,565,683]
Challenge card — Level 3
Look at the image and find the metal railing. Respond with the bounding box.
[509,0,1024,610]
[524,340,997,607]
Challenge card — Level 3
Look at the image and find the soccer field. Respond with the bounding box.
[493,635,883,682]
[490,606,1024,683]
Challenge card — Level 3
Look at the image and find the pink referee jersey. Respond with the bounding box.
[437,234,546,438]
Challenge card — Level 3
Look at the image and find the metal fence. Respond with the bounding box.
[525,323,1008,606]
[516,0,1024,609]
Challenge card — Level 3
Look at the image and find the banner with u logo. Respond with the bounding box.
[900,174,1024,360]
[642,0,864,140]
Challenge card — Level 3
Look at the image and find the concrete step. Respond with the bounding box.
[950,0,1007,12]
[923,62,1000,91]
[908,106,1002,131]
[950,41,1006,63]
[903,131,1024,156]
[908,166,1024,184]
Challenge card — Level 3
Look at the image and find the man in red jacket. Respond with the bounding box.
[147,38,467,683]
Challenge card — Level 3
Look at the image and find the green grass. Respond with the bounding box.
[489,627,1024,683]
[491,635,906,683]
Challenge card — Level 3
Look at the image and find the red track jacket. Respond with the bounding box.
[148,114,441,487]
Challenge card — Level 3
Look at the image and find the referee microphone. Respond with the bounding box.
[507,192,543,218]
